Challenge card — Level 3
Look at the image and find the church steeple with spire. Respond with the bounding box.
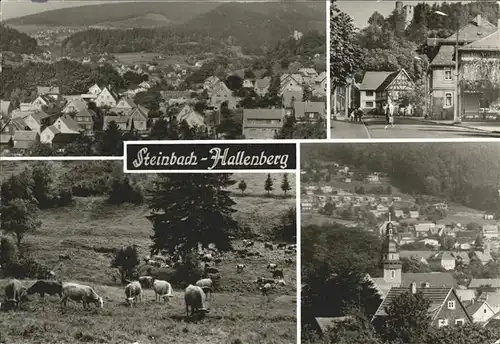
[382,222,402,286]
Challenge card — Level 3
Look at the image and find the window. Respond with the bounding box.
[447,301,456,309]
[444,93,453,108]
[438,319,448,327]
[391,270,395,279]
[366,91,374,97]
[455,319,464,325]
[366,101,374,108]
[444,69,452,80]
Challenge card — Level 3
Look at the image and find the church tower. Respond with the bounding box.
[382,222,402,285]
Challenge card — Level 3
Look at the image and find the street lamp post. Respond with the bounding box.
[435,11,461,123]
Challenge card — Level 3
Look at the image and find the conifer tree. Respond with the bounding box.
[264,174,274,196]
[281,173,292,196]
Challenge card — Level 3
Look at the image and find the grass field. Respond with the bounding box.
[0,163,297,344]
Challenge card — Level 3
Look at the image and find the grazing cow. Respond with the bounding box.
[264,242,274,250]
[245,241,255,248]
[259,283,274,296]
[61,283,103,310]
[184,285,209,317]
[125,281,143,306]
[153,279,174,302]
[267,263,277,270]
[27,280,63,298]
[272,269,284,279]
[284,258,294,265]
[277,244,287,249]
[236,264,246,273]
[204,264,219,275]
[138,276,155,289]
[196,278,213,299]
[4,279,27,310]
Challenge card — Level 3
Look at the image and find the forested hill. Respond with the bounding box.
[0,24,39,54]
[302,143,500,214]
[60,2,325,55]
[4,2,219,27]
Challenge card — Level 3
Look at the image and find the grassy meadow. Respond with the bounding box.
[0,162,297,344]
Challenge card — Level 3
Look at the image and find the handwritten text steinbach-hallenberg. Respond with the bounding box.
[131,147,290,170]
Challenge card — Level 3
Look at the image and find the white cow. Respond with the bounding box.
[61,283,103,309]
[184,285,209,317]
[124,281,142,306]
[195,278,213,300]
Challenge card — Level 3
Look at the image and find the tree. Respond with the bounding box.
[323,202,336,215]
[377,291,432,344]
[111,245,140,284]
[1,198,41,249]
[31,162,55,208]
[264,174,274,196]
[225,75,243,91]
[238,180,247,194]
[330,0,363,90]
[277,206,296,242]
[281,174,292,196]
[148,174,237,256]
[98,121,123,156]
[0,237,17,267]
[1,170,35,205]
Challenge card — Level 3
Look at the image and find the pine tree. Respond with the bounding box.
[264,174,274,196]
[281,174,292,196]
[148,174,237,256]
[99,120,123,156]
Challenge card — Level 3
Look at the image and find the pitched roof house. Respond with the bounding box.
[95,87,119,108]
[62,98,88,114]
[373,285,472,328]
[282,90,303,109]
[37,86,60,95]
[466,300,496,323]
[359,69,414,110]
[13,130,40,150]
[176,104,205,128]
[242,109,285,139]
[294,101,325,121]
[53,115,82,134]
[254,77,271,97]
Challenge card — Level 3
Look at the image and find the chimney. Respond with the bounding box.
[411,282,417,294]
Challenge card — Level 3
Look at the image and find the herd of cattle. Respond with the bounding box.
[0,240,297,318]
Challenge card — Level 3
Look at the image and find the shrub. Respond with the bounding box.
[2,258,50,279]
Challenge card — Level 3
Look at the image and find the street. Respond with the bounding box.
[330,117,500,139]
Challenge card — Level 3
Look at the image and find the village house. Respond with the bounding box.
[483,224,499,239]
[282,90,303,113]
[394,210,404,218]
[73,108,95,136]
[23,111,51,134]
[103,116,129,131]
[52,115,82,134]
[242,109,285,139]
[314,71,328,97]
[279,74,303,96]
[293,101,325,121]
[466,300,496,323]
[399,250,432,265]
[320,186,333,194]
[13,130,40,151]
[428,15,498,119]
[298,68,318,84]
[366,174,380,183]
[88,84,102,96]
[479,290,500,314]
[254,77,271,97]
[62,98,88,114]
[95,87,120,108]
[373,284,471,327]
[176,104,205,128]
[428,251,456,270]
[469,279,500,291]
[415,223,436,236]
[471,245,494,265]
[359,69,414,111]
[242,79,254,88]
[209,83,239,111]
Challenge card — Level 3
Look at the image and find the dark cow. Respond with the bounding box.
[264,242,274,250]
[272,269,284,279]
[27,280,63,298]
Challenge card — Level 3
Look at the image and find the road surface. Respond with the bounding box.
[331,117,500,139]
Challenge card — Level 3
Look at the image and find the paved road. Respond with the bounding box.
[331,117,500,139]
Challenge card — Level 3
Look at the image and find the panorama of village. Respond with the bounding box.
[331,0,500,139]
[0,1,327,156]
[301,142,500,344]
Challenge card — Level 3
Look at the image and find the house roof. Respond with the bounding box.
[430,45,456,67]
[315,316,353,333]
[484,317,500,329]
[161,90,192,100]
[243,109,285,120]
[59,115,82,132]
[0,133,12,144]
[469,279,500,289]
[455,289,476,302]
[13,130,38,141]
[466,300,493,316]
[104,115,129,125]
[399,250,434,260]
[11,118,28,130]
[43,125,61,135]
[429,251,455,261]
[374,287,469,322]
[64,98,88,112]
[444,15,497,43]
[294,102,325,118]
[116,98,137,108]
[359,71,395,91]
[472,250,493,262]
[76,108,96,119]
[37,86,60,95]
[254,77,271,89]
[401,272,455,288]
[479,291,500,308]
[461,29,500,51]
